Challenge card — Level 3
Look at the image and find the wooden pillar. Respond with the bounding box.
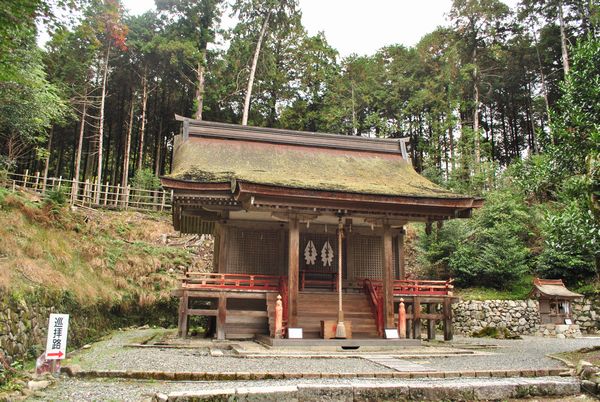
[178,291,189,338]
[382,224,394,329]
[217,292,226,340]
[397,228,406,279]
[216,224,228,273]
[425,222,432,236]
[413,296,421,340]
[287,217,299,328]
[427,303,436,340]
[443,298,453,341]
[346,231,354,280]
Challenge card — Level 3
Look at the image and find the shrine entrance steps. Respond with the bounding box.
[268,291,379,339]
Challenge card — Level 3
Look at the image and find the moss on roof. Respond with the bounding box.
[167,139,461,198]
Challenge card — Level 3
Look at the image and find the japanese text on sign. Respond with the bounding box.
[45,314,69,360]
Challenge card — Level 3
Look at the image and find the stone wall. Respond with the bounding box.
[0,297,51,360]
[452,299,540,336]
[0,290,177,363]
[453,297,600,336]
[572,298,600,334]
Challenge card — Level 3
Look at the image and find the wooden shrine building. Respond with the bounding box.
[163,117,482,343]
[530,278,583,325]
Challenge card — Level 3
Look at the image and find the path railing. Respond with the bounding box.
[364,278,384,337]
[5,171,173,212]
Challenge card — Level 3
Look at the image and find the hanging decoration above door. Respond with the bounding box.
[304,240,317,265]
[321,240,334,267]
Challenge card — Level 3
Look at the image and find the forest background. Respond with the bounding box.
[0,0,598,296]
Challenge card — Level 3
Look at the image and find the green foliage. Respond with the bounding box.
[536,200,599,285]
[506,153,557,202]
[0,44,67,163]
[420,190,534,289]
[0,360,23,391]
[457,275,534,300]
[130,168,161,191]
[471,326,519,339]
[44,187,67,207]
[528,38,600,286]
[450,224,530,289]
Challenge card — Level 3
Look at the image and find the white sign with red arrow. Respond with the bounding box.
[45,313,69,360]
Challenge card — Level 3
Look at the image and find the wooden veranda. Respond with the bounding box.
[172,272,456,341]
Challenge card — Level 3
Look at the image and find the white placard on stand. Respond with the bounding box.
[287,328,303,339]
[45,314,70,360]
[385,329,399,339]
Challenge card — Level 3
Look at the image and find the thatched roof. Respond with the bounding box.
[166,119,470,200]
[531,278,583,299]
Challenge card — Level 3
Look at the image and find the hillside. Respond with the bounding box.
[0,188,209,302]
[0,187,216,364]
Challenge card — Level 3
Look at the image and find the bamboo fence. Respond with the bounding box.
[6,171,173,212]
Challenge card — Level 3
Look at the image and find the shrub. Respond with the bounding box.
[44,187,67,207]
[536,200,599,286]
[420,190,534,289]
[131,168,161,191]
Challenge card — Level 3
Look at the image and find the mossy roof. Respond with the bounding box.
[167,137,462,199]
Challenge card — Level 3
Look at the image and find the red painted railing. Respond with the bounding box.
[366,278,454,296]
[364,279,384,337]
[182,273,282,291]
[181,273,452,296]
[392,279,454,296]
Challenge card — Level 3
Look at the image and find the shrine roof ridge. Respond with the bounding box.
[175,115,406,155]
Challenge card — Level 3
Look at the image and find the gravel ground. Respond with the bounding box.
[30,376,585,402]
[24,330,600,401]
[69,329,391,374]
[70,330,600,374]
[418,335,600,371]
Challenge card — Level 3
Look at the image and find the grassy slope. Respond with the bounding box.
[0,188,195,307]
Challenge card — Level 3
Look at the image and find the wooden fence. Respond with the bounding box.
[6,171,173,212]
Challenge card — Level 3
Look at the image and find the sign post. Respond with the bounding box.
[45,314,69,374]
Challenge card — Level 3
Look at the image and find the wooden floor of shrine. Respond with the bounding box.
[176,288,453,342]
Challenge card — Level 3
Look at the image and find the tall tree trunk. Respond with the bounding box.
[72,91,87,203]
[527,83,537,154]
[122,94,135,188]
[490,105,495,161]
[155,117,163,176]
[532,25,552,128]
[558,0,570,75]
[195,61,205,120]
[42,126,53,191]
[56,133,64,177]
[137,71,148,172]
[241,10,272,126]
[96,44,111,204]
[351,83,358,135]
[472,47,481,169]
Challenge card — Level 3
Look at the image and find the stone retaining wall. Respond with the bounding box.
[0,291,177,363]
[572,298,600,334]
[453,298,600,336]
[452,300,540,336]
[0,296,52,360]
